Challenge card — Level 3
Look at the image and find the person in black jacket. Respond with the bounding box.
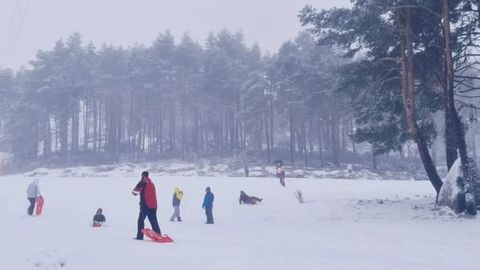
[275,160,286,187]
[92,208,106,226]
[239,191,263,204]
[132,171,161,240]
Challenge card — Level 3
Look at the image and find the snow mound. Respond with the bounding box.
[438,158,465,213]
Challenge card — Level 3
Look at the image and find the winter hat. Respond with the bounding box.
[141,171,149,177]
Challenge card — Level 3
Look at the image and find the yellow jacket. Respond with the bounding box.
[174,187,183,201]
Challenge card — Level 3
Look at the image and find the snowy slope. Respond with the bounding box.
[21,161,388,180]
[0,175,478,270]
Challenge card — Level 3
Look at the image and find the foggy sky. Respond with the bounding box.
[0,0,350,70]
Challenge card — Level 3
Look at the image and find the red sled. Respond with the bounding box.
[35,196,44,216]
[92,222,103,227]
[142,228,173,243]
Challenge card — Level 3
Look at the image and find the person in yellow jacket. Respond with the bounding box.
[170,187,183,222]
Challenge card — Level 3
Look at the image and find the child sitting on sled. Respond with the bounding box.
[92,208,106,227]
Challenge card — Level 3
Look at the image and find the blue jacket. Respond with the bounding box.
[202,192,214,208]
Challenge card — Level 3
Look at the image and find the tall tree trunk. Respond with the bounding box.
[71,102,80,154]
[341,117,346,154]
[159,108,164,154]
[264,109,271,163]
[471,127,477,160]
[308,121,314,163]
[398,1,443,194]
[442,0,469,169]
[59,116,69,156]
[54,119,59,153]
[169,106,176,155]
[92,100,98,153]
[350,118,357,157]
[331,105,340,166]
[83,100,90,152]
[269,94,274,152]
[301,118,308,166]
[98,100,103,153]
[43,117,51,158]
[289,105,295,165]
[181,109,186,160]
[317,115,324,166]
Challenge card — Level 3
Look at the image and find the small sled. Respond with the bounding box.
[35,196,44,215]
[92,221,104,227]
[142,228,173,243]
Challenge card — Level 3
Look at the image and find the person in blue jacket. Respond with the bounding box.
[202,187,214,224]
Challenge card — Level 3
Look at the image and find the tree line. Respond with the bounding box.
[0,30,356,167]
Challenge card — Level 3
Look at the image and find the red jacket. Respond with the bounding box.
[132,177,157,209]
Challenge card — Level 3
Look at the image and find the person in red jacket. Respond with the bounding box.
[132,171,162,240]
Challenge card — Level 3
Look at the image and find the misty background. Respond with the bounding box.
[1,0,350,69]
[1,0,479,187]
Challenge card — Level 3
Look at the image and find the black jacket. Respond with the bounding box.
[239,192,252,204]
[93,214,106,223]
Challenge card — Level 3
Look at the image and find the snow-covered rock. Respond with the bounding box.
[438,158,466,213]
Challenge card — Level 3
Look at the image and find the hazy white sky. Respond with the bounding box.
[0,0,350,70]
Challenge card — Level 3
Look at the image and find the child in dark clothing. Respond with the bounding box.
[239,191,263,204]
[92,208,106,227]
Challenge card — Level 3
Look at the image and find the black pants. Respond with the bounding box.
[279,177,286,187]
[137,206,161,239]
[27,198,36,215]
[205,207,214,224]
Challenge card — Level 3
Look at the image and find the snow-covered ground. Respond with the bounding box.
[0,174,478,270]
[20,161,387,180]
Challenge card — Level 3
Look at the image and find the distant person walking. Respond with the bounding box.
[132,171,162,240]
[202,187,214,224]
[244,164,249,177]
[275,160,286,187]
[170,187,183,222]
[26,179,41,215]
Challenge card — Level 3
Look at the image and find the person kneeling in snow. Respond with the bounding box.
[92,208,106,227]
[239,190,263,204]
